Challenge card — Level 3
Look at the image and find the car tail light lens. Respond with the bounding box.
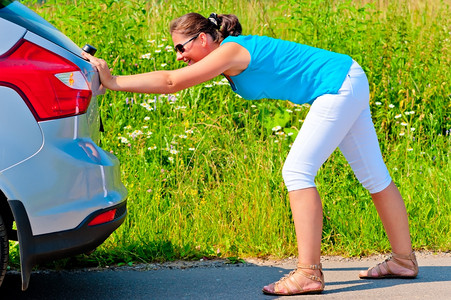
[0,40,92,121]
[88,209,117,226]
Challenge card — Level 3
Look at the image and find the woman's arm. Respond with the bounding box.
[82,42,250,94]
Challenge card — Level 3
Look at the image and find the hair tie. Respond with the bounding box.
[208,13,221,29]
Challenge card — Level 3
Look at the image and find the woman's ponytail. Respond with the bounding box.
[213,13,242,40]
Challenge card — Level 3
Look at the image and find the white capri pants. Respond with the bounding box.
[282,61,392,194]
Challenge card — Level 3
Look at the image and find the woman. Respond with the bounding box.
[83,13,418,296]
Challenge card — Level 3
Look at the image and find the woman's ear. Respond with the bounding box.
[198,32,209,47]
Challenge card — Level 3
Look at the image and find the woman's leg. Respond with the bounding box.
[262,188,325,294]
[358,182,416,277]
[371,181,413,255]
[290,188,324,287]
[289,188,323,265]
[264,63,370,294]
[336,92,416,277]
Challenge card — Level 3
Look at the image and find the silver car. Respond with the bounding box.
[0,0,127,290]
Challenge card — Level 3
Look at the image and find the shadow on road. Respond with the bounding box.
[323,265,451,292]
[0,264,450,299]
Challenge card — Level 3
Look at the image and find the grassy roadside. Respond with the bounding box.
[9,0,450,269]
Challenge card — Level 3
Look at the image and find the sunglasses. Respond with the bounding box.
[174,34,199,53]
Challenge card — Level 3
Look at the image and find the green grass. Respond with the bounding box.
[10,0,450,268]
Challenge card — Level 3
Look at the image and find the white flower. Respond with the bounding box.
[148,146,157,150]
[406,111,415,115]
[189,148,195,151]
[170,149,179,155]
[118,137,129,143]
[161,63,167,67]
[185,129,194,134]
[399,132,405,136]
[410,128,416,132]
[140,53,151,59]
[389,104,395,108]
[272,126,282,132]
[395,114,402,119]
[375,102,382,106]
[129,130,143,138]
[401,122,408,126]
[179,135,187,139]
[144,116,150,121]
[407,148,413,152]
[168,157,174,162]
[154,49,161,53]
[140,102,154,111]
[286,109,293,113]
[213,80,228,86]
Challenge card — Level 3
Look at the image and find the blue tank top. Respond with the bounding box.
[221,35,353,104]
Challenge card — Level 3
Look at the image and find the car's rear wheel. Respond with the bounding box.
[0,214,9,287]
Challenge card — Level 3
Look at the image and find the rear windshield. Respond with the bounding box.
[0,0,82,57]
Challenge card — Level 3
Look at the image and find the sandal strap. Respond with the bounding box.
[297,269,324,283]
[297,263,322,270]
[372,263,384,276]
[391,252,418,273]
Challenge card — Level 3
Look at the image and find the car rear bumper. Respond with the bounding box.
[9,199,126,291]
[9,199,126,263]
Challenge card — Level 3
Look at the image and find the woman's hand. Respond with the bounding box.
[82,52,117,90]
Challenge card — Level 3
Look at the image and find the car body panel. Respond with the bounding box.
[0,86,43,172]
[0,17,26,56]
[2,114,127,235]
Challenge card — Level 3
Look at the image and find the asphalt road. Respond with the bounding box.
[1,253,450,299]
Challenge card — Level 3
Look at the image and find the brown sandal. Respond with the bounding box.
[262,263,325,295]
[359,252,418,279]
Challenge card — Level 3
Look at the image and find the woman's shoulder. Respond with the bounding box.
[222,35,282,50]
[222,34,269,42]
[223,35,303,48]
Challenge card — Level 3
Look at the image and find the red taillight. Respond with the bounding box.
[0,40,92,121]
[88,209,117,226]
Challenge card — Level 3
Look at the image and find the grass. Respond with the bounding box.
[9,0,450,268]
